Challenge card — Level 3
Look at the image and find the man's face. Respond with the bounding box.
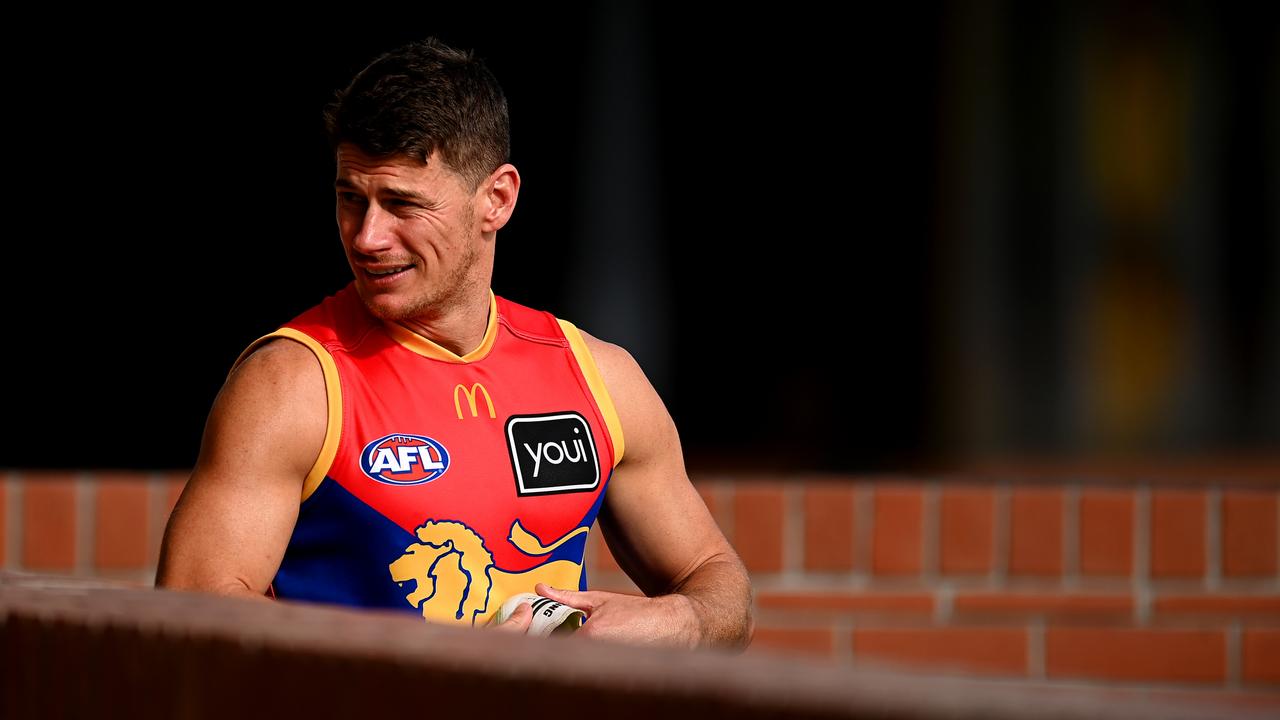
[335,143,485,322]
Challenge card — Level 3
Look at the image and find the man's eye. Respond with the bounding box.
[337,192,365,205]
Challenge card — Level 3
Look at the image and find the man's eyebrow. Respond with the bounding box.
[381,186,435,203]
[334,179,435,204]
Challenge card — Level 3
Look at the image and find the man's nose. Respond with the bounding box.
[350,205,395,254]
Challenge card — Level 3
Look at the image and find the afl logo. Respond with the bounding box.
[360,434,450,486]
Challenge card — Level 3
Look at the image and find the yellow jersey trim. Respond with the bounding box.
[558,319,625,466]
[234,328,343,503]
[385,291,499,363]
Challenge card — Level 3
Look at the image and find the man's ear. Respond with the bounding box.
[478,163,520,233]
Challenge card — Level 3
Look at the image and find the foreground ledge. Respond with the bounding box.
[1,572,1270,720]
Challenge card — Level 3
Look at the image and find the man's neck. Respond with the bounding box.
[393,289,492,358]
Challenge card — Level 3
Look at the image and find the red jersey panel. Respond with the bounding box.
[244,284,620,626]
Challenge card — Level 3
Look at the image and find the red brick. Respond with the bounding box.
[1154,595,1280,617]
[22,474,77,570]
[1243,629,1280,685]
[854,627,1027,676]
[588,571,640,594]
[803,483,855,571]
[748,627,835,659]
[757,592,933,615]
[692,482,718,523]
[584,526,641,593]
[588,527,621,574]
[1079,489,1133,576]
[94,473,150,569]
[732,485,785,573]
[1222,491,1277,577]
[1150,490,1206,578]
[939,486,994,574]
[1008,488,1063,576]
[872,486,924,575]
[164,472,188,515]
[1045,627,1225,683]
[953,593,1133,619]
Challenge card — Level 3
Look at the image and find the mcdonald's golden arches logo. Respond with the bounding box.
[454,383,496,419]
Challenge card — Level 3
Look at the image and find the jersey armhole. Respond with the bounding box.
[556,319,625,466]
[234,328,343,502]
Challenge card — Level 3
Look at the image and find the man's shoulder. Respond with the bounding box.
[284,283,377,349]
[494,294,567,342]
[570,327,637,382]
[231,283,370,375]
[493,296,630,365]
[224,336,326,422]
[491,295,637,376]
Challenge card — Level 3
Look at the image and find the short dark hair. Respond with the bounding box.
[324,37,510,189]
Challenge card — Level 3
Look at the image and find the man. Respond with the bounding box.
[156,37,752,648]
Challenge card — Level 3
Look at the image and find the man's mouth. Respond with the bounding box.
[365,264,413,278]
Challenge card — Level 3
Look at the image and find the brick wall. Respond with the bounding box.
[3,469,1278,694]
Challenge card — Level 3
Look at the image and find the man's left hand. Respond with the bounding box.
[535,582,700,647]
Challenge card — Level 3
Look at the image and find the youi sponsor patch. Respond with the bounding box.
[505,412,599,496]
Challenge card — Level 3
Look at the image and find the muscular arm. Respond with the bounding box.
[539,332,753,649]
[155,339,325,598]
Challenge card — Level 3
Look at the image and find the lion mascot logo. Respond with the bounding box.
[389,519,587,625]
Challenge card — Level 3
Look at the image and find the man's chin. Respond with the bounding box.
[355,286,414,322]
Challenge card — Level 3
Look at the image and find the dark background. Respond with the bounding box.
[4,3,1277,472]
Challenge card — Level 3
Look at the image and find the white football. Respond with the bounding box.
[490,592,585,636]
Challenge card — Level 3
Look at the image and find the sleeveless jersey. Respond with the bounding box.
[236,284,624,626]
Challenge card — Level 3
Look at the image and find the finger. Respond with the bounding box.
[535,583,599,613]
[493,602,533,633]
